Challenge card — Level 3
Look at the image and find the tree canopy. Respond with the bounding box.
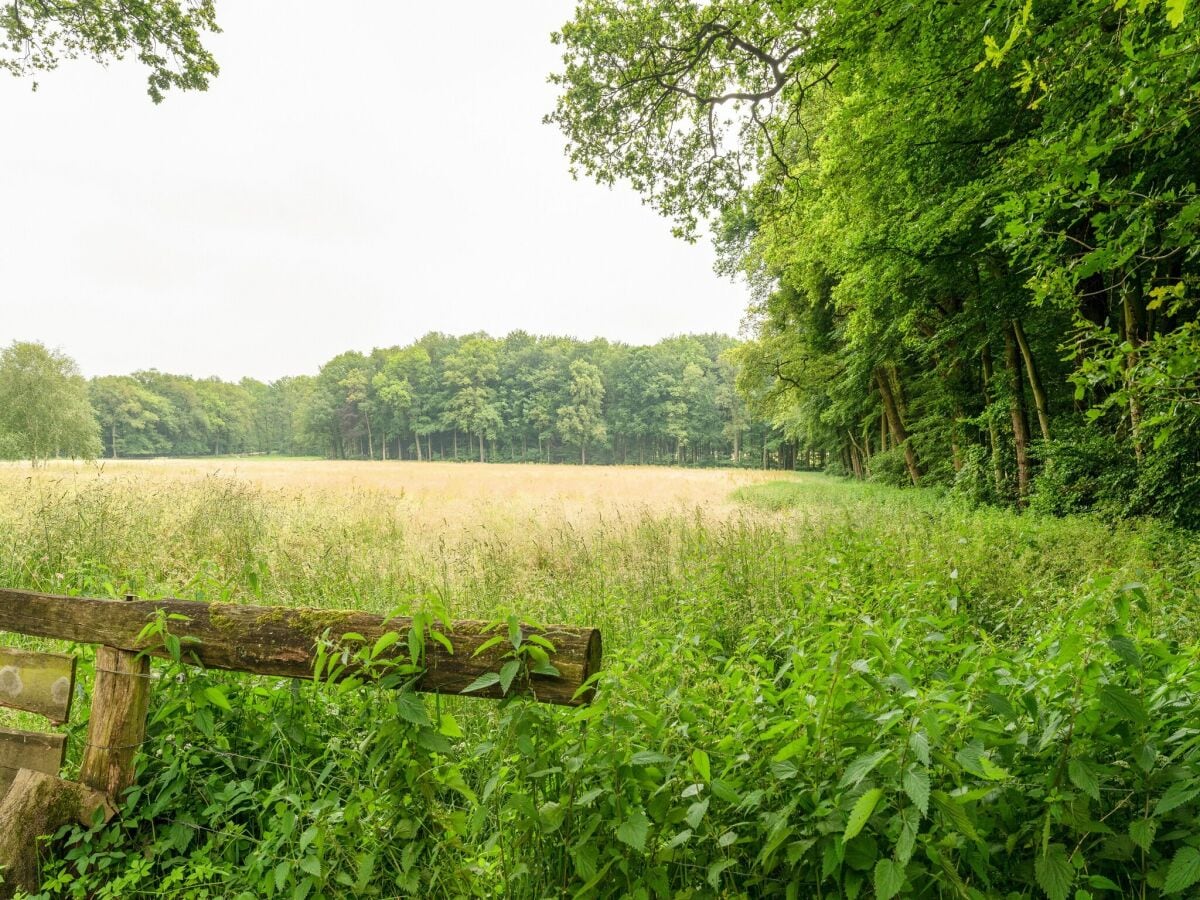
[551,0,1200,525]
[0,0,220,101]
[0,341,100,464]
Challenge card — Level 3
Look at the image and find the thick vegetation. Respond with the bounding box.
[549,0,1200,526]
[1,467,1197,898]
[82,333,785,466]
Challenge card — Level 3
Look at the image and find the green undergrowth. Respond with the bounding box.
[2,474,1199,897]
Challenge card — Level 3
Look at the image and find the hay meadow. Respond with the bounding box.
[0,460,1198,898]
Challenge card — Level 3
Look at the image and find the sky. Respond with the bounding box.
[0,2,749,383]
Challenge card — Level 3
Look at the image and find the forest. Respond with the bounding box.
[550,0,1200,527]
[81,333,779,466]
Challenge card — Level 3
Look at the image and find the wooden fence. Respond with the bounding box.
[0,588,602,895]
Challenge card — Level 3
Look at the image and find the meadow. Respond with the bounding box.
[0,460,1198,898]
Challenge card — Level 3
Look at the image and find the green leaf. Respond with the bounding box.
[1129,817,1156,852]
[840,750,889,789]
[616,808,649,852]
[1164,846,1200,894]
[844,788,883,842]
[460,671,500,694]
[1165,0,1187,28]
[299,856,321,878]
[1035,844,1073,900]
[1155,782,1200,817]
[371,631,399,660]
[499,659,521,694]
[1099,685,1148,727]
[874,858,905,900]
[395,691,431,727]
[692,749,711,782]
[201,686,232,713]
[630,750,670,765]
[902,766,929,816]
[273,861,290,892]
[1068,759,1100,801]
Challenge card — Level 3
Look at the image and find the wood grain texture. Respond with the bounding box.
[79,646,150,797]
[0,726,66,799]
[0,589,602,706]
[0,645,76,724]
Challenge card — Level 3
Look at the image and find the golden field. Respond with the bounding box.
[0,459,792,636]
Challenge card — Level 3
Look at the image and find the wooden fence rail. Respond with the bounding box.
[0,588,602,706]
[0,588,602,895]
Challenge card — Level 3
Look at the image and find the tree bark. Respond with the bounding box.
[1012,319,1051,443]
[875,368,921,486]
[1123,292,1145,463]
[1004,329,1033,503]
[0,770,114,898]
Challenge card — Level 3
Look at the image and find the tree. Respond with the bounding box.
[0,341,100,464]
[444,337,504,463]
[557,359,607,464]
[1,0,220,102]
[90,375,170,457]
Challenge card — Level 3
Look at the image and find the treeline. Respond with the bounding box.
[551,0,1200,526]
[87,332,788,466]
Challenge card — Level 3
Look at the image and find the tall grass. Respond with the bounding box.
[1,465,1197,897]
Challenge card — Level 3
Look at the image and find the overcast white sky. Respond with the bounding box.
[0,2,748,382]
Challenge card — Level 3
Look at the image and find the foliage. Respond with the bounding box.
[0,0,220,102]
[3,469,1198,896]
[69,332,789,467]
[0,341,100,465]
[549,0,1200,526]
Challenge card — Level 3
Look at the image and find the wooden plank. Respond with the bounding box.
[0,726,66,799]
[80,646,150,797]
[0,646,76,724]
[0,589,602,706]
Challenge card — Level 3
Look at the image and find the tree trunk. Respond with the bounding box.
[1012,319,1051,443]
[0,770,114,898]
[581,443,586,465]
[1123,293,1145,463]
[1004,329,1033,503]
[980,343,1005,497]
[414,431,423,461]
[479,433,486,463]
[111,423,117,458]
[875,368,921,486]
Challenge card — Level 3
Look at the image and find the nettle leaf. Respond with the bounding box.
[909,731,930,766]
[1155,782,1200,817]
[498,659,521,695]
[840,750,890,789]
[460,671,500,694]
[902,766,930,817]
[1129,817,1156,852]
[616,808,650,852]
[1068,759,1100,801]
[843,788,884,841]
[1163,846,1200,895]
[895,807,919,865]
[1034,844,1073,900]
[874,858,905,900]
[1099,684,1148,727]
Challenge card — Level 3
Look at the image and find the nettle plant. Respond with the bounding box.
[25,606,568,899]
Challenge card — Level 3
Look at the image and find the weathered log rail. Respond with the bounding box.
[0,587,602,895]
[0,588,602,706]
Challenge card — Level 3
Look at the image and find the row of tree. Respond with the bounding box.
[550,0,1200,526]
[0,334,795,467]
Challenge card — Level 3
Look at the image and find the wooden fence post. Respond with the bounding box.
[79,645,150,797]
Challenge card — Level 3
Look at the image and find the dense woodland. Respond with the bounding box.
[551,0,1200,526]
[80,333,783,466]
